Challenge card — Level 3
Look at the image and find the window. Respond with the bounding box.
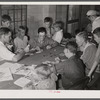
[56,5,82,37]
[67,5,82,36]
[0,5,27,33]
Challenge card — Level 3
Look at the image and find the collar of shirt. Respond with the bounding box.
[83,42,93,52]
[94,16,100,22]
[0,41,5,46]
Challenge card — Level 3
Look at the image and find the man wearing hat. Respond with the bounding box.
[86,10,100,33]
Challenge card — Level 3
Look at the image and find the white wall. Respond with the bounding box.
[27,5,56,40]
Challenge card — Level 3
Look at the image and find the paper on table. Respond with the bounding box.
[14,68,31,76]
[0,67,13,82]
[10,63,24,74]
[14,77,31,88]
[0,62,14,69]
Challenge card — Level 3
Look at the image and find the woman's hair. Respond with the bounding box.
[38,27,47,34]
[93,27,100,37]
[65,41,78,54]
[76,31,89,42]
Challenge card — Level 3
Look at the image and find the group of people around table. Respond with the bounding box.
[1,9,100,90]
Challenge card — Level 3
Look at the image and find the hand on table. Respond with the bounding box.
[35,46,43,53]
[35,46,41,51]
[24,45,30,53]
[46,45,51,49]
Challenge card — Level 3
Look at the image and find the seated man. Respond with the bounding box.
[0,27,29,62]
[57,41,85,90]
[29,27,58,51]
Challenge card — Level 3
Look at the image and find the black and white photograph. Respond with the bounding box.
[0,1,100,98]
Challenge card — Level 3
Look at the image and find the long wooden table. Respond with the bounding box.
[0,46,64,89]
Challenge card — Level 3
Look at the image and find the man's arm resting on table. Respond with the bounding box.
[12,50,25,62]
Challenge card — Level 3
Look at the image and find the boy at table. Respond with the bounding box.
[29,27,58,52]
[52,21,63,44]
[14,26,29,53]
[57,41,85,90]
[0,27,29,62]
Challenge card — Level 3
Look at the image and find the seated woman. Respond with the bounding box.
[52,21,63,44]
[29,27,57,52]
[75,31,97,75]
[14,26,29,53]
[57,41,85,90]
[24,63,57,90]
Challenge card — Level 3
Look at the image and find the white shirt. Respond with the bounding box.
[92,16,100,32]
[14,36,28,52]
[0,41,15,61]
[52,30,63,43]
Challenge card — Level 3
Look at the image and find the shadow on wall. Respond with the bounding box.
[27,16,43,40]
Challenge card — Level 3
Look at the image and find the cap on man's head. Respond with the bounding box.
[86,10,98,16]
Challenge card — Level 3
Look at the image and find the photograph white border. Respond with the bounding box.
[0,1,100,98]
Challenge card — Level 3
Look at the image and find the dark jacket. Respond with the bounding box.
[61,55,85,89]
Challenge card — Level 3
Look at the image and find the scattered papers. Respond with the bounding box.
[0,62,14,69]
[14,68,31,76]
[10,63,24,74]
[0,67,13,82]
[14,77,31,88]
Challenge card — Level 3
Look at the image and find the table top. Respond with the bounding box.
[0,46,65,90]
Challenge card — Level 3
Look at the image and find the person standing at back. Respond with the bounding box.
[86,10,100,33]
[44,17,54,38]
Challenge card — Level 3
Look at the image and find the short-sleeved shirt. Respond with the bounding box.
[81,42,97,74]
[92,17,100,32]
[94,43,100,73]
[14,36,28,52]
[52,30,63,43]
[29,36,56,49]
[0,41,15,61]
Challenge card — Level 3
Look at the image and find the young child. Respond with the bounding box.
[52,21,63,44]
[14,26,29,53]
[44,17,54,38]
[25,64,57,90]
